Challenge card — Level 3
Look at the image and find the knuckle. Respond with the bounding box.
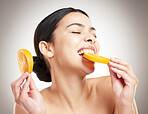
[135,77,139,84]
[11,81,16,87]
[19,96,24,103]
[122,66,128,72]
[15,99,19,104]
[124,62,129,67]
[11,80,20,89]
[11,82,14,89]
[132,76,138,86]
[137,78,139,84]
[11,82,18,91]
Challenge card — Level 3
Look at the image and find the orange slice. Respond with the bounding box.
[17,49,33,74]
[83,52,110,64]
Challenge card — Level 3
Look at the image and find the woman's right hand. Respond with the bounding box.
[11,73,46,114]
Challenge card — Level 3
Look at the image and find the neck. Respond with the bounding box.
[50,64,90,111]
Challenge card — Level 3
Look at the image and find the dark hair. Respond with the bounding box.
[33,7,89,82]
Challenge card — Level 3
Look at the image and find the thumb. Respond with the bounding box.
[29,74,39,91]
[108,63,118,84]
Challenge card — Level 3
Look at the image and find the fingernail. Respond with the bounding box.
[110,57,115,61]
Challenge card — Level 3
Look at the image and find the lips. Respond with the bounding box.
[77,46,96,56]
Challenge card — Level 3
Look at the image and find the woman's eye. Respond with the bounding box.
[72,32,81,34]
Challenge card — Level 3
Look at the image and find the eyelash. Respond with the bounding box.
[72,32,81,34]
[72,32,97,38]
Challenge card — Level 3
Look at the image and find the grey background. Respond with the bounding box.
[0,0,148,114]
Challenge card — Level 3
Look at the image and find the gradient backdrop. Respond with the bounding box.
[0,0,148,114]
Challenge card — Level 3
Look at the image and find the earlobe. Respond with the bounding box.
[39,41,54,58]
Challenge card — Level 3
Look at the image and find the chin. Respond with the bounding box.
[86,67,95,75]
[83,62,95,75]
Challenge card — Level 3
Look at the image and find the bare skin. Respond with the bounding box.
[13,76,115,114]
[11,12,138,114]
[13,76,137,114]
[40,76,115,114]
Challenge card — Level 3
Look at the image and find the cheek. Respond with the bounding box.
[54,35,80,59]
[53,37,81,68]
[95,40,100,54]
[59,35,80,50]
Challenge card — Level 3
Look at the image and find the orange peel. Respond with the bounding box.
[17,49,33,74]
[83,52,110,64]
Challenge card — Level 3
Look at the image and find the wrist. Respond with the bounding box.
[117,107,135,114]
[29,108,47,114]
[116,101,135,114]
[29,111,47,114]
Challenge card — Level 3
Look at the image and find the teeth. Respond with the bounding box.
[78,49,95,55]
[79,50,83,54]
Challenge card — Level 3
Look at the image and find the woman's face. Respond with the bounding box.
[52,12,100,75]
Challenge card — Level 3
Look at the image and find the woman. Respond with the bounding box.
[11,7,138,114]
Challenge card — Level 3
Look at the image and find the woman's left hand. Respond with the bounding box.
[108,58,138,113]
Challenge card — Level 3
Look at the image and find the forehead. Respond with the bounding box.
[57,12,92,27]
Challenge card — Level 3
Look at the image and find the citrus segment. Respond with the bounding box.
[17,49,33,74]
[83,52,110,64]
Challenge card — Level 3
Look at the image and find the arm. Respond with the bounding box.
[108,58,138,114]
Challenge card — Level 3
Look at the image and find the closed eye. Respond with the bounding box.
[72,32,81,34]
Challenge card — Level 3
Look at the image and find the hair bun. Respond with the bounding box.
[33,56,52,82]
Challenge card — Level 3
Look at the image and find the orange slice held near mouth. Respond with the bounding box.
[17,49,109,74]
[83,52,110,64]
[17,49,33,74]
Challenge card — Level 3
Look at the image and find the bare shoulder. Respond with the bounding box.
[87,76,112,89]
[14,103,27,114]
[87,76,115,102]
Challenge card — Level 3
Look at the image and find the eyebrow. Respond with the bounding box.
[66,23,96,31]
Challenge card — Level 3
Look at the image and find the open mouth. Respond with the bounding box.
[77,48,95,56]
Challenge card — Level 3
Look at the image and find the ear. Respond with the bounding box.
[39,41,54,58]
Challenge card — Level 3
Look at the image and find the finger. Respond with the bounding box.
[19,75,31,100]
[108,61,133,76]
[110,58,132,70]
[110,58,136,78]
[11,73,28,102]
[108,64,118,84]
[29,75,38,91]
[14,73,29,89]
[110,67,134,86]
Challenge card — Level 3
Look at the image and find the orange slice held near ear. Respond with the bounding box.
[83,52,110,64]
[17,49,33,74]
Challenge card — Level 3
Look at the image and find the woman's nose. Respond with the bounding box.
[84,37,96,44]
